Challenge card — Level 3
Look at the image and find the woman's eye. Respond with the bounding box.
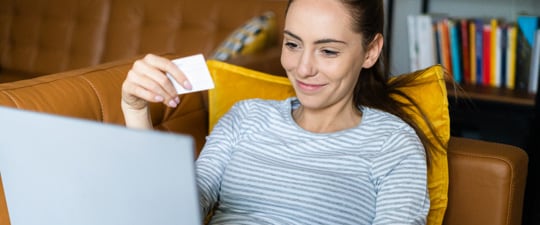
[322,49,339,57]
[285,42,298,49]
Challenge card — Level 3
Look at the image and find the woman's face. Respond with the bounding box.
[281,0,376,111]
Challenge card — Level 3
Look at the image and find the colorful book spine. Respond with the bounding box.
[515,15,539,91]
[416,15,437,70]
[475,19,484,85]
[407,15,419,72]
[500,25,508,88]
[461,19,471,84]
[506,25,517,90]
[438,19,453,75]
[490,19,500,87]
[529,29,540,93]
[470,21,477,85]
[449,19,462,83]
[482,24,492,86]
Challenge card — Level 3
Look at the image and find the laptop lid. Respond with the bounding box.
[0,106,201,225]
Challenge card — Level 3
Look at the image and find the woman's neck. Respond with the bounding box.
[292,101,362,133]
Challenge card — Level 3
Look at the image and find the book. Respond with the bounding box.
[438,18,453,76]
[499,25,508,89]
[474,19,485,85]
[407,15,420,72]
[469,21,477,85]
[529,29,540,93]
[515,15,539,91]
[490,19,500,87]
[482,24,492,86]
[433,19,443,66]
[449,19,462,83]
[506,24,518,90]
[416,15,438,70]
[461,19,471,84]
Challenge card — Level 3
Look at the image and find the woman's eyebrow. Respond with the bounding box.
[284,30,302,41]
[284,30,347,45]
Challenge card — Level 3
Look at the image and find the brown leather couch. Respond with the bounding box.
[0,0,287,83]
[0,0,529,225]
[0,56,530,225]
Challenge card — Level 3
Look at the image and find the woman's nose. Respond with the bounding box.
[296,52,317,77]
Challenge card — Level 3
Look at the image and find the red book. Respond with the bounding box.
[482,24,491,86]
[460,19,471,84]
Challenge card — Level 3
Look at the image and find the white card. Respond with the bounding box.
[166,54,214,94]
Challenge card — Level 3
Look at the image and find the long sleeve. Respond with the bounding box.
[371,129,430,225]
[195,102,247,218]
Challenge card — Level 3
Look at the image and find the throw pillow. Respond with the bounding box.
[211,11,277,61]
[206,60,295,131]
[391,65,450,225]
[206,60,449,225]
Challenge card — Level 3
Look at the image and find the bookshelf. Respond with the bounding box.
[418,0,540,105]
[394,0,539,148]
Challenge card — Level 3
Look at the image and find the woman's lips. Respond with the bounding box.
[296,80,326,93]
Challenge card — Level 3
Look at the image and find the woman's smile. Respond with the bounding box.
[296,79,328,93]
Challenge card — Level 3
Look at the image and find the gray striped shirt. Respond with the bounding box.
[196,98,429,225]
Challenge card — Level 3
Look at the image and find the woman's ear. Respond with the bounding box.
[362,33,383,68]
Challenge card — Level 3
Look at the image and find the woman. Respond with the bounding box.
[122,0,437,224]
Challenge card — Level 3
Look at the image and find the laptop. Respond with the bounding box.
[0,106,201,225]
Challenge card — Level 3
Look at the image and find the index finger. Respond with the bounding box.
[143,54,192,91]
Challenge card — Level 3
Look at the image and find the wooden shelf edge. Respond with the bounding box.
[446,83,536,106]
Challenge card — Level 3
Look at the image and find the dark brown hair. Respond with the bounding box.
[286,0,446,164]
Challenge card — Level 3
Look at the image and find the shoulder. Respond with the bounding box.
[212,98,293,137]
[222,98,292,127]
[361,107,424,154]
[361,107,416,134]
[230,98,288,116]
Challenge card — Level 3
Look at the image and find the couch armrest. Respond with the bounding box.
[443,137,528,225]
[0,54,208,153]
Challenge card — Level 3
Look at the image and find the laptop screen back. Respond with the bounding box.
[0,106,201,225]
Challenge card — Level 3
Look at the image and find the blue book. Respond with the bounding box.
[515,15,539,91]
[449,19,462,83]
[500,25,508,87]
[474,19,484,85]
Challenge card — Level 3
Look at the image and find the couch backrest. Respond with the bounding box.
[0,0,110,75]
[0,0,287,78]
[101,0,287,62]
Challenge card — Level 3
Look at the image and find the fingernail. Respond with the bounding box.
[175,96,180,104]
[183,80,192,90]
[168,99,178,108]
[154,95,164,102]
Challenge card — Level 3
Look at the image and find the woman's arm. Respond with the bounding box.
[195,101,250,218]
[121,100,153,129]
[372,130,430,225]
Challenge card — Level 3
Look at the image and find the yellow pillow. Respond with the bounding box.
[211,11,277,61]
[391,65,450,225]
[206,60,449,225]
[207,60,295,131]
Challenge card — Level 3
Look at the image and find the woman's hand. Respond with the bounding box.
[121,54,192,129]
[122,54,192,110]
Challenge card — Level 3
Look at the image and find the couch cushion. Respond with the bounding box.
[206,60,449,225]
[211,11,277,61]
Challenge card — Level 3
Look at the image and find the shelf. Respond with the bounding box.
[446,83,536,106]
